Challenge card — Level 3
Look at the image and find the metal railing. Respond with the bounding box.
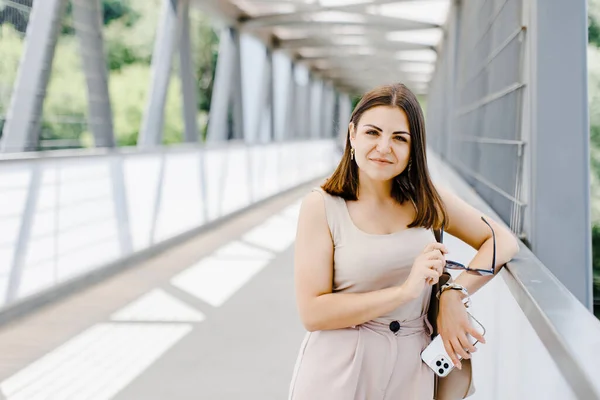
[428,153,600,400]
[0,139,340,323]
[429,152,600,400]
[427,0,527,238]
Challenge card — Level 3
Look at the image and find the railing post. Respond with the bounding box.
[528,0,591,309]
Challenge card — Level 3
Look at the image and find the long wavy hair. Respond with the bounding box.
[322,83,447,230]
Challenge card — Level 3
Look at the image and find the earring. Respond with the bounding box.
[407,160,412,173]
[351,148,355,160]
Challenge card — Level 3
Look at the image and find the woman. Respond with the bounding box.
[289,83,519,399]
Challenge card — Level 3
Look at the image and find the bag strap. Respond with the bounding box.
[433,228,442,243]
[428,227,451,336]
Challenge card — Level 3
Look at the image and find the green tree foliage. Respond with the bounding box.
[190,13,219,115]
[592,226,600,301]
[591,0,600,49]
[102,0,218,141]
[590,16,600,49]
[102,0,139,26]
[587,46,600,222]
[0,24,25,141]
[589,0,600,314]
[62,0,138,35]
[0,0,218,146]
[0,1,30,33]
[0,25,23,108]
[109,63,183,146]
[41,34,89,147]
[103,0,161,69]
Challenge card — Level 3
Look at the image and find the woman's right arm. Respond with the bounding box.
[294,191,434,332]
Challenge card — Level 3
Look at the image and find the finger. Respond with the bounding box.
[424,249,444,260]
[457,332,477,356]
[427,259,444,272]
[430,258,446,273]
[428,265,443,277]
[426,264,443,280]
[426,253,447,271]
[424,243,448,254]
[451,336,471,361]
[435,264,444,276]
[468,325,486,345]
[442,339,462,369]
[449,339,464,369]
[430,242,449,254]
[422,243,437,253]
[424,270,439,285]
[424,268,440,279]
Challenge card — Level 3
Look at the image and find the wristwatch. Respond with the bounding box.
[436,283,471,307]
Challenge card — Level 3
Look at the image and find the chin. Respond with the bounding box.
[364,169,399,182]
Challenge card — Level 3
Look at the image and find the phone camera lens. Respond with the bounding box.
[436,361,441,367]
[444,363,449,369]
[438,368,444,375]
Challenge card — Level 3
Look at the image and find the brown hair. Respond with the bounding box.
[322,83,447,230]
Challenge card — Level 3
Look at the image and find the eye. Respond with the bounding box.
[394,135,407,142]
[366,130,379,136]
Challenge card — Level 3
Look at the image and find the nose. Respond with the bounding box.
[376,136,392,154]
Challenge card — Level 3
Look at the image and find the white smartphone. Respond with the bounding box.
[420,311,486,378]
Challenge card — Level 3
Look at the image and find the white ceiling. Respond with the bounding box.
[196,0,451,94]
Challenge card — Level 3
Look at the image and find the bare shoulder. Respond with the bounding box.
[295,190,334,266]
[303,190,326,208]
[298,190,328,226]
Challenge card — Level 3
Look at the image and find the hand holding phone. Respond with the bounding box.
[420,311,485,378]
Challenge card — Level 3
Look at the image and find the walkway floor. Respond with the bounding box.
[0,182,312,400]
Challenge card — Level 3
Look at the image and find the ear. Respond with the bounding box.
[349,122,356,144]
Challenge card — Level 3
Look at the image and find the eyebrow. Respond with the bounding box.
[363,124,410,135]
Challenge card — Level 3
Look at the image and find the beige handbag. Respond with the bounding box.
[428,230,476,400]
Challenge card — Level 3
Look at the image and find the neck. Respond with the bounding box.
[357,170,394,203]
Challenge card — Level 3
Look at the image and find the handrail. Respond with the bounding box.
[502,254,600,399]
[0,138,327,163]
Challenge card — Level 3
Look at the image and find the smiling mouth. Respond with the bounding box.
[370,158,393,164]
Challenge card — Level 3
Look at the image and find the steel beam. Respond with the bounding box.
[138,0,179,147]
[179,0,200,143]
[528,0,591,309]
[72,0,115,148]
[1,0,67,152]
[207,27,235,142]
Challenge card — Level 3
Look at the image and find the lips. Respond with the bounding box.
[369,158,393,164]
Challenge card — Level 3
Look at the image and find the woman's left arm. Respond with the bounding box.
[436,185,520,369]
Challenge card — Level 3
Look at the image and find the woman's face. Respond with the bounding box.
[349,105,412,182]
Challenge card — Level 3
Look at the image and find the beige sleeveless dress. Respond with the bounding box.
[289,188,436,400]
